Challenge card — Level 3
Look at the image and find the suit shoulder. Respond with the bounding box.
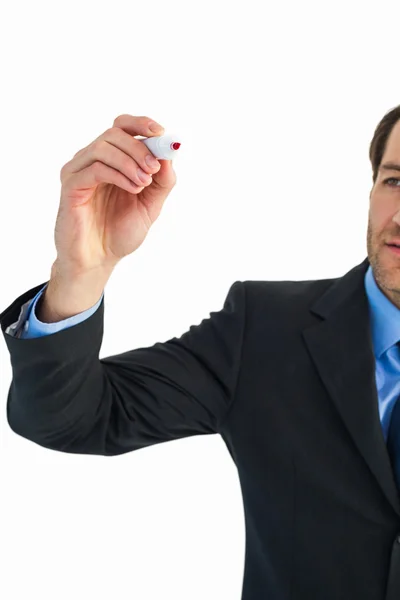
[242,274,339,309]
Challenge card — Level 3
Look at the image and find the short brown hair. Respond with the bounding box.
[369,105,400,183]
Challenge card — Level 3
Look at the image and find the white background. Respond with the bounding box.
[0,1,398,598]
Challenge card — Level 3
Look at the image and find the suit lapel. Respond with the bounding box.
[302,257,400,517]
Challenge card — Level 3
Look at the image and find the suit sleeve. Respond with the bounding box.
[0,280,246,456]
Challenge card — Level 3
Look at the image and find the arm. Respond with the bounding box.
[1,275,246,457]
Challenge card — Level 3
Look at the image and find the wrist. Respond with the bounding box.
[37,264,112,323]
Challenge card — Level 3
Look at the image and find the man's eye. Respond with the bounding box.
[384,177,400,186]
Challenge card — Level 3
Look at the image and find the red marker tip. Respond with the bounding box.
[171,142,181,150]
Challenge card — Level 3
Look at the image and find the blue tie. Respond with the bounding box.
[386,344,400,492]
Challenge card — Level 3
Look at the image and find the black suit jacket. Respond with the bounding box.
[2,256,400,599]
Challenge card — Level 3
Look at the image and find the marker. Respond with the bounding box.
[141,133,182,160]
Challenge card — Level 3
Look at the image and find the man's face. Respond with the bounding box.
[368,119,400,308]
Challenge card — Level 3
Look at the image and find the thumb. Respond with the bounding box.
[152,159,176,189]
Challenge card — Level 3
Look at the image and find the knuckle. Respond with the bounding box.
[92,161,103,180]
[60,161,72,180]
[113,115,125,125]
[73,147,84,158]
[93,139,107,154]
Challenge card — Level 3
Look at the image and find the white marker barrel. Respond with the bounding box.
[141,133,182,160]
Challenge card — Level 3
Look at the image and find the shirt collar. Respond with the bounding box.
[364,264,400,358]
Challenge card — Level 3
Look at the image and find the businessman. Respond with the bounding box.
[2,108,400,600]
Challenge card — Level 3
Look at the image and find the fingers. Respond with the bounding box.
[62,160,146,198]
[96,125,162,176]
[62,128,163,188]
[112,114,164,138]
[60,115,167,194]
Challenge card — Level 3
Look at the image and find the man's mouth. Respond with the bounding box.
[386,243,400,255]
